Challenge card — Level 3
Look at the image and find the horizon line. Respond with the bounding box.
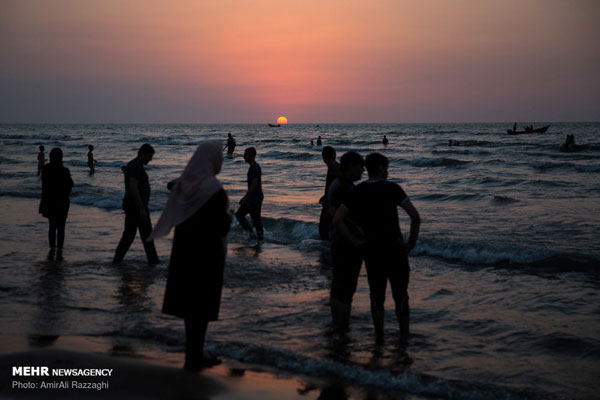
[1,120,598,125]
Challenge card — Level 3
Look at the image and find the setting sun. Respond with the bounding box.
[277,116,288,124]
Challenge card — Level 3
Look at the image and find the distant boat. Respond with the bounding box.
[507,125,550,135]
[268,123,280,127]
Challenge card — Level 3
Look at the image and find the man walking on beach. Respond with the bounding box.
[318,146,340,241]
[235,147,264,240]
[328,151,364,332]
[113,143,159,264]
[334,153,420,344]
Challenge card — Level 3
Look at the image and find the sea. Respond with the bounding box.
[1,123,599,399]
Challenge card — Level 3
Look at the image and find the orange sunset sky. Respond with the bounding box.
[1,0,599,123]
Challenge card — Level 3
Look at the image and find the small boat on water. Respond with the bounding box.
[268,123,280,127]
[507,125,550,135]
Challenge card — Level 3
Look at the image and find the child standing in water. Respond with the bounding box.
[37,146,46,175]
[87,145,96,173]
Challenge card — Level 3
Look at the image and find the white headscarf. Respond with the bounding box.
[148,141,224,240]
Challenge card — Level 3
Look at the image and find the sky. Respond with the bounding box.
[1,0,599,123]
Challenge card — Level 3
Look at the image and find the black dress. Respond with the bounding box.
[39,164,74,219]
[162,189,231,321]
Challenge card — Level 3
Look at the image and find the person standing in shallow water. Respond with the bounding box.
[148,142,231,371]
[113,143,159,264]
[223,133,236,155]
[319,146,340,241]
[327,152,364,332]
[39,148,74,261]
[235,147,264,240]
[334,153,420,344]
[87,145,96,174]
[37,146,46,175]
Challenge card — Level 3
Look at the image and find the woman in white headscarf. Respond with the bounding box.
[148,141,231,371]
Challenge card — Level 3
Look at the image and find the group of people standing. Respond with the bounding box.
[37,136,419,370]
[318,146,420,344]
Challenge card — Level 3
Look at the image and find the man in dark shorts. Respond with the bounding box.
[327,151,364,332]
[318,146,340,241]
[235,147,264,240]
[334,153,420,344]
[113,143,159,264]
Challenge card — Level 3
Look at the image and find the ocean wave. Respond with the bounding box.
[413,193,485,202]
[414,240,550,265]
[531,161,573,170]
[490,195,519,205]
[452,140,494,147]
[525,332,600,359]
[531,161,600,172]
[67,160,129,168]
[409,157,471,168]
[229,216,319,244]
[520,179,573,188]
[575,165,600,172]
[414,240,600,272]
[262,150,318,161]
[431,149,491,156]
[423,129,460,134]
[71,194,123,210]
[157,140,205,146]
[0,134,26,140]
[210,341,548,400]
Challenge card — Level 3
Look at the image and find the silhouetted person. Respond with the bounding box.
[37,146,46,175]
[87,145,96,173]
[334,153,420,344]
[319,146,340,241]
[235,147,264,240]
[328,152,365,332]
[562,134,576,152]
[317,136,322,146]
[39,148,74,261]
[149,142,231,371]
[567,134,575,145]
[113,144,159,264]
[513,122,517,132]
[223,133,236,155]
[311,140,315,146]
[382,135,389,145]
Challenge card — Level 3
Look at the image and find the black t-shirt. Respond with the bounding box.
[324,161,341,198]
[327,176,355,240]
[327,176,354,211]
[343,180,408,244]
[123,158,150,207]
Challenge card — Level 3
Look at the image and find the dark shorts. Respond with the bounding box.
[364,242,410,313]
[330,238,363,305]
